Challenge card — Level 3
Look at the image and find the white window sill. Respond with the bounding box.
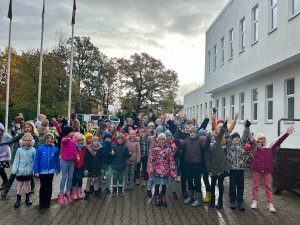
[220,63,224,67]
[264,121,273,124]
[228,57,233,62]
[268,27,277,35]
[284,120,295,124]
[251,40,258,46]
[251,120,258,124]
[239,49,245,54]
[289,11,300,21]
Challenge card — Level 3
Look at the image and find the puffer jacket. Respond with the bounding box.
[12,147,36,176]
[251,133,289,173]
[148,144,176,178]
[225,127,250,170]
[61,137,77,161]
[34,144,60,174]
[126,136,141,164]
[0,124,11,162]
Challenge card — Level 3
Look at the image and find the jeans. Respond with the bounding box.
[59,160,75,194]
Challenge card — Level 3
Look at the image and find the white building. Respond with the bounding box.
[184,0,300,148]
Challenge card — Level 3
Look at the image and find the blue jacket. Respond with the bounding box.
[34,144,60,175]
[12,147,36,176]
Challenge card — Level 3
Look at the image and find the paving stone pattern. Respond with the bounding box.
[0,169,299,225]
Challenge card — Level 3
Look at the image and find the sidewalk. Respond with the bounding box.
[0,169,299,225]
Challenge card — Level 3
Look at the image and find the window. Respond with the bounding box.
[229,29,234,59]
[205,102,208,116]
[240,92,245,121]
[215,99,220,119]
[269,0,278,31]
[190,107,192,118]
[252,5,259,43]
[240,18,245,51]
[208,50,211,75]
[292,0,300,15]
[230,95,235,120]
[196,105,199,119]
[193,106,195,118]
[285,79,295,119]
[200,104,203,121]
[222,97,226,119]
[252,89,258,121]
[266,84,273,121]
[213,45,217,71]
[220,37,225,65]
[209,101,213,117]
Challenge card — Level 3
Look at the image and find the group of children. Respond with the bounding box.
[0,110,295,213]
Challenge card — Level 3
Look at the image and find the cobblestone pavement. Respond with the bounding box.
[0,169,299,225]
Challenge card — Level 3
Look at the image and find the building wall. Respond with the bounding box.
[204,0,300,93]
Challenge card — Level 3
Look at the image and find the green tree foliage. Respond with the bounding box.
[117,53,179,113]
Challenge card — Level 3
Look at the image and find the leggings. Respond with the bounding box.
[0,168,8,184]
[155,184,166,196]
[59,160,75,194]
[17,180,31,195]
[211,175,224,202]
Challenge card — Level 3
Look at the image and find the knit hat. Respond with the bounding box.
[157,133,166,141]
[103,131,112,140]
[0,122,4,131]
[76,133,85,140]
[148,122,155,127]
[155,125,164,132]
[165,130,172,137]
[210,131,217,137]
[85,132,93,139]
[63,126,75,136]
[189,126,197,133]
[217,119,225,127]
[198,129,207,137]
[45,133,54,140]
[129,130,136,135]
[37,114,46,121]
[19,133,35,147]
[117,133,126,141]
[231,132,240,139]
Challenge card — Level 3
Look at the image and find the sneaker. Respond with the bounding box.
[175,176,181,182]
[251,200,258,209]
[57,194,65,205]
[65,192,73,203]
[267,203,276,213]
[147,190,152,197]
[135,179,140,185]
[238,202,245,211]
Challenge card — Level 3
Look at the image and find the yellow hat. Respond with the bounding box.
[85,132,93,139]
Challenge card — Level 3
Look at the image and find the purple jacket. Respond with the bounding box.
[251,133,289,173]
[61,137,77,161]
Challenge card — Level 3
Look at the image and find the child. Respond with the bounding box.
[34,133,60,209]
[58,126,78,205]
[0,123,11,190]
[0,121,39,198]
[206,121,231,209]
[136,129,150,187]
[148,133,176,207]
[84,136,103,200]
[249,126,295,212]
[12,133,36,208]
[111,134,131,197]
[100,131,113,194]
[85,132,93,145]
[225,120,254,211]
[125,130,141,190]
[72,134,87,200]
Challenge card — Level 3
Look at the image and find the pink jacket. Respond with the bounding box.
[61,137,77,161]
[126,137,141,164]
[148,144,176,178]
[251,133,289,173]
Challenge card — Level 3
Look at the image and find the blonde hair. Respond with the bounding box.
[24,121,39,137]
[255,133,266,142]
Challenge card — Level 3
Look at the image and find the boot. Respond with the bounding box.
[1,187,9,198]
[182,189,188,198]
[161,194,167,207]
[25,193,32,206]
[230,201,236,209]
[184,190,194,204]
[118,186,124,197]
[209,196,215,208]
[95,189,102,198]
[105,188,111,194]
[238,201,245,211]
[155,195,161,207]
[77,188,83,200]
[14,194,21,208]
[72,187,78,200]
[147,189,152,197]
[202,191,211,203]
[112,187,117,197]
[216,197,223,209]
[90,185,94,193]
[84,191,90,201]
[191,192,203,207]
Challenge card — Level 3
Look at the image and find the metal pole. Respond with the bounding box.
[37,0,45,116]
[5,19,12,132]
[67,24,75,125]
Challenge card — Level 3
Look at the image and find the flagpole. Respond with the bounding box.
[37,0,45,117]
[5,17,12,133]
[68,24,74,125]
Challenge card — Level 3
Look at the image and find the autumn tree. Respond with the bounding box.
[117,53,179,113]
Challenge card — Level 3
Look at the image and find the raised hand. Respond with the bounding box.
[286,126,295,134]
[234,113,239,120]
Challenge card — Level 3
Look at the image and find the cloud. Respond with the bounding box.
[0,0,228,84]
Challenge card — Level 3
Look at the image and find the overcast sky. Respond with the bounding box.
[0,0,228,85]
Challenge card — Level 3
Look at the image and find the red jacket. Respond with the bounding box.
[75,146,87,169]
[148,144,176,178]
[126,137,141,164]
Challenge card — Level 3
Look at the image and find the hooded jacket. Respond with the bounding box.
[34,144,60,174]
[12,146,36,176]
[126,136,141,164]
[0,123,12,162]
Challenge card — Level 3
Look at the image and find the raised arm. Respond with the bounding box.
[270,126,295,151]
